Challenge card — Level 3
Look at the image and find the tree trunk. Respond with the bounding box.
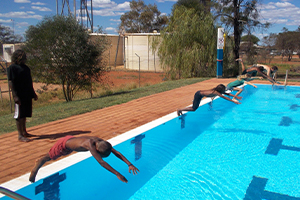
[233,0,240,76]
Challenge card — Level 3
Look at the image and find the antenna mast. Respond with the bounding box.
[56,0,93,33]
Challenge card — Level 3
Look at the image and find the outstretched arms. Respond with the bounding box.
[215,91,241,104]
[112,148,139,175]
[89,146,129,182]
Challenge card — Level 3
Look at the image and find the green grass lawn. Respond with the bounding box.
[0,77,208,135]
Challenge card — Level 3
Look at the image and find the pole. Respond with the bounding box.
[284,70,288,86]
[135,53,140,88]
[217,28,224,78]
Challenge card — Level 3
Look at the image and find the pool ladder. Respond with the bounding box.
[0,186,30,200]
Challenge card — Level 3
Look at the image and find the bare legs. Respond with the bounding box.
[29,154,51,183]
[177,107,195,116]
[16,118,32,142]
[232,88,243,102]
[236,58,245,72]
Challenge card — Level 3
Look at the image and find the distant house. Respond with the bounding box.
[2,43,24,62]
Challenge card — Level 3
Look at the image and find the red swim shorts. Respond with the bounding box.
[49,135,74,160]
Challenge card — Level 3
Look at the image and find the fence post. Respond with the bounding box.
[135,53,140,88]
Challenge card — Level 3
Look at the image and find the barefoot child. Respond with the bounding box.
[29,135,139,183]
[7,50,38,142]
[177,84,242,116]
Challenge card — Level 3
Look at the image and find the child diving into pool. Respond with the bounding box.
[226,74,260,102]
[236,58,280,85]
[177,84,242,116]
[29,135,139,183]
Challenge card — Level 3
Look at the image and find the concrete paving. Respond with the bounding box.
[0,78,298,185]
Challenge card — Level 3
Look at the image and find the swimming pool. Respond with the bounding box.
[1,84,300,199]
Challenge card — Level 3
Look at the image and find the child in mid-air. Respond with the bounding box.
[177,84,241,116]
[236,58,278,84]
[29,135,139,183]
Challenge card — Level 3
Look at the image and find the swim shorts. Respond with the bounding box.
[226,79,245,91]
[49,135,74,160]
[242,69,257,77]
[192,91,203,111]
[13,99,32,119]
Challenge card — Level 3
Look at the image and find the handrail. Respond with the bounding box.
[0,186,30,200]
[284,70,288,86]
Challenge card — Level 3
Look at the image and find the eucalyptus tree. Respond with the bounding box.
[23,15,109,102]
[275,28,300,61]
[213,0,269,75]
[119,0,168,33]
[173,0,212,13]
[0,24,23,55]
[153,5,217,79]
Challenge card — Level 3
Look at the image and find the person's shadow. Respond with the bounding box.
[28,130,91,140]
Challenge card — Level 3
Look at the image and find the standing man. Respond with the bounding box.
[7,49,38,142]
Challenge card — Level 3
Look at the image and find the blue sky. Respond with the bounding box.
[1,0,300,41]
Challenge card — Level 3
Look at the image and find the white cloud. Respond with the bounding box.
[16,21,30,27]
[31,6,52,12]
[110,19,120,22]
[14,0,31,3]
[274,1,293,8]
[92,1,130,16]
[105,27,117,32]
[0,12,43,20]
[262,4,276,9]
[115,2,130,10]
[260,0,300,27]
[94,9,125,16]
[0,19,14,23]
[94,10,116,16]
[32,2,46,5]
[93,0,118,8]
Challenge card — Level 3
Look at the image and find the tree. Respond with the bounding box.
[152,6,217,79]
[23,15,109,102]
[260,33,277,64]
[0,24,24,55]
[119,0,168,33]
[213,0,269,75]
[173,0,211,13]
[241,34,259,45]
[275,28,300,61]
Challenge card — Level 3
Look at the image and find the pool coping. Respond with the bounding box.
[0,83,255,197]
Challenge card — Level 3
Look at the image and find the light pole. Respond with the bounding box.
[11,19,14,36]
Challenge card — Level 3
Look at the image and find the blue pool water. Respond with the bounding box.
[1,84,300,199]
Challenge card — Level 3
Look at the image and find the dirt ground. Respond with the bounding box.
[0,69,166,99]
[101,69,166,88]
[1,55,300,99]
